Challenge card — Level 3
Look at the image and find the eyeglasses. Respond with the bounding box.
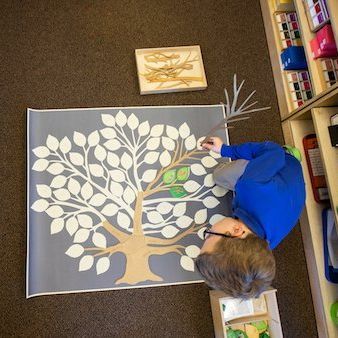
[203,226,245,240]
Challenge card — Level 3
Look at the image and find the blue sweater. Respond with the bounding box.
[220,141,306,249]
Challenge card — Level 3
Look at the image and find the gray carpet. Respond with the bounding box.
[0,0,317,337]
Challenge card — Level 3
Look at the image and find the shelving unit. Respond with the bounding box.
[261,1,338,337]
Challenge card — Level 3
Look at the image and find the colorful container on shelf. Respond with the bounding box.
[310,24,338,59]
[286,71,313,108]
[275,12,302,49]
[281,46,308,70]
[321,58,338,87]
[303,0,330,32]
[273,0,295,12]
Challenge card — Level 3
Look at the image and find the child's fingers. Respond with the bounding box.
[202,143,212,150]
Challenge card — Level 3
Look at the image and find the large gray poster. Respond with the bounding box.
[27,105,232,297]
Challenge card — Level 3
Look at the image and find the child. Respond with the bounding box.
[195,137,305,299]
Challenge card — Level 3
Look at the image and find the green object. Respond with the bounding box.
[330,301,338,325]
[176,166,190,181]
[283,145,302,162]
[226,329,248,338]
[169,186,188,198]
[163,169,176,185]
[251,321,268,332]
[259,332,270,338]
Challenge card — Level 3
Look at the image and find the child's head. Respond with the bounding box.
[196,224,275,299]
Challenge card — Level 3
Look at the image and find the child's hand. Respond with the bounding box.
[201,136,223,153]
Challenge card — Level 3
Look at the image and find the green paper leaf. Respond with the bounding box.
[176,166,190,181]
[169,186,188,198]
[162,169,176,185]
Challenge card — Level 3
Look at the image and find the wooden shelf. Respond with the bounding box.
[260,0,338,119]
[282,118,338,338]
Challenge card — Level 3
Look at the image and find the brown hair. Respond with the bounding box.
[195,234,276,299]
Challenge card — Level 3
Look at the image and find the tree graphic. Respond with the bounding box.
[30,111,227,285]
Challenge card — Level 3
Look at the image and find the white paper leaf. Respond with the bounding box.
[166,125,179,140]
[212,186,227,197]
[196,136,206,150]
[109,169,125,183]
[173,202,186,217]
[50,218,64,234]
[201,156,218,168]
[203,196,220,208]
[50,175,67,189]
[79,255,94,271]
[144,151,159,164]
[150,124,164,137]
[142,169,157,183]
[66,217,79,236]
[198,226,206,240]
[78,214,93,228]
[107,152,120,167]
[31,199,49,212]
[92,232,107,248]
[179,122,190,139]
[88,130,100,146]
[59,136,71,153]
[99,128,116,140]
[210,214,225,225]
[161,225,180,238]
[180,255,194,272]
[104,139,121,151]
[101,114,115,127]
[32,159,49,172]
[204,173,215,187]
[183,180,200,193]
[110,181,123,197]
[94,145,107,161]
[32,146,50,158]
[47,163,64,175]
[191,163,206,176]
[210,150,221,159]
[69,152,84,166]
[116,110,127,127]
[73,131,86,147]
[89,164,104,177]
[101,203,119,216]
[36,184,52,198]
[46,205,64,218]
[89,193,106,207]
[156,202,173,215]
[74,228,90,243]
[138,121,150,136]
[185,134,196,151]
[123,186,136,204]
[96,257,110,275]
[54,188,71,201]
[68,178,81,195]
[121,153,133,170]
[176,215,193,228]
[46,135,59,151]
[117,212,131,229]
[194,209,208,224]
[159,150,172,167]
[81,182,93,200]
[162,137,175,151]
[147,211,164,224]
[127,113,139,130]
[146,137,160,150]
[185,245,200,258]
[65,244,84,258]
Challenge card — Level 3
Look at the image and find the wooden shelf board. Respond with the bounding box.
[289,119,338,338]
[327,0,338,47]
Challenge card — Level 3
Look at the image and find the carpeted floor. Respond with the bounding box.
[0,1,317,337]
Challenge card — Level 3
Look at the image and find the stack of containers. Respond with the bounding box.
[303,0,338,88]
[274,3,314,109]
